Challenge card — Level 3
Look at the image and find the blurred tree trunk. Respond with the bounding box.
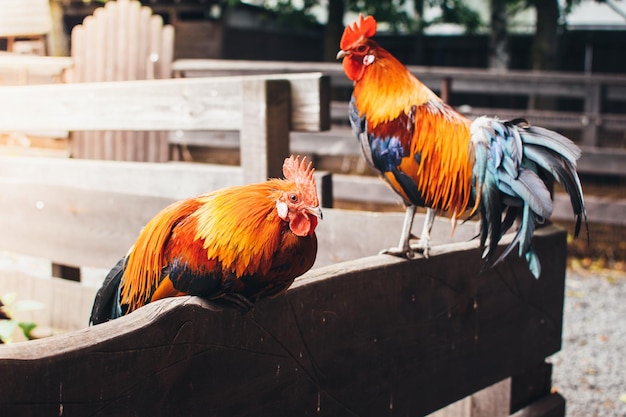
[532,0,560,71]
[413,0,425,63]
[489,0,509,70]
[324,0,345,61]
[49,0,69,56]
[530,0,561,109]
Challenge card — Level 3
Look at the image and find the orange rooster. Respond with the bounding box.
[337,15,587,278]
[90,155,322,324]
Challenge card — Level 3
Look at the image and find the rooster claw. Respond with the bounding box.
[379,247,414,259]
[378,246,422,259]
[379,241,430,259]
[213,293,256,315]
[411,242,431,259]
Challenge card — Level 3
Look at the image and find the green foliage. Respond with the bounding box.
[507,0,583,18]
[18,322,38,340]
[347,0,418,32]
[226,0,582,35]
[261,0,320,27]
[427,0,482,33]
[0,294,42,343]
[226,0,319,28]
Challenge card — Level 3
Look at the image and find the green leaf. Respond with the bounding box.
[18,322,38,340]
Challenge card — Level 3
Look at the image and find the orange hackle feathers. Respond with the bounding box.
[340,14,377,50]
[120,199,201,311]
[342,26,475,223]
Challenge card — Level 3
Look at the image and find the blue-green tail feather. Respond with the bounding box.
[471,117,587,278]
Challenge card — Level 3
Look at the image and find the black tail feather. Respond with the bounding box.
[89,258,126,325]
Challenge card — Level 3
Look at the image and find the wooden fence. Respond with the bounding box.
[173,58,626,176]
[0,227,566,417]
[68,0,176,161]
[0,73,567,416]
[171,59,626,227]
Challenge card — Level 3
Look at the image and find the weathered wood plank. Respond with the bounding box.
[332,173,625,226]
[510,394,566,417]
[511,362,555,413]
[240,79,290,183]
[172,58,626,103]
[0,181,174,268]
[428,379,511,417]
[167,126,358,157]
[0,156,243,199]
[0,271,96,333]
[577,146,626,176]
[553,193,626,227]
[0,73,328,133]
[0,156,478,269]
[0,77,241,131]
[0,183,477,270]
[0,226,566,416]
[0,53,72,85]
[0,156,242,268]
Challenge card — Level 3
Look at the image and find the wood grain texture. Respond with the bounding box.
[0,271,97,332]
[0,155,480,270]
[0,74,328,133]
[67,0,174,161]
[240,79,290,184]
[0,228,566,416]
[172,58,626,178]
[0,226,567,417]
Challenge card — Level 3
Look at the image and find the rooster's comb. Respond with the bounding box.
[283,155,318,202]
[340,14,377,50]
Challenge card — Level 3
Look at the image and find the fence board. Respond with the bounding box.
[240,79,290,183]
[0,73,328,133]
[67,0,174,161]
[0,271,96,333]
[0,226,566,417]
[173,58,626,179]
[0,157,479,270]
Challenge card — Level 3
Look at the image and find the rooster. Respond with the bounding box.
[337,15,587,278]
[90,155,322,324]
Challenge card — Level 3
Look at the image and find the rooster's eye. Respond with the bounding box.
[356,45,367,53]
[289,194,298,202]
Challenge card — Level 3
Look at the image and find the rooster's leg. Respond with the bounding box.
[410,207,435,258]
[380,204,416,258]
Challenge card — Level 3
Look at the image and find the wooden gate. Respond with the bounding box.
[69,0,174,161]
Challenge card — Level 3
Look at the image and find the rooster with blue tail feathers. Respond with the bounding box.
[337,14,587,278]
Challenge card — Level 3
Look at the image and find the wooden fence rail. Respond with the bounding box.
[0,226,567,417]
[0,72,329,183]
[0,73,568,416]
[173,58,626,177]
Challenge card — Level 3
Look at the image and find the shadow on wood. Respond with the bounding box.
[0,226,566,416]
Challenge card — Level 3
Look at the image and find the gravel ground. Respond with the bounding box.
[548,265,626,417]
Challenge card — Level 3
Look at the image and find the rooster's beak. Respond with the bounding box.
[336,50,347,60]
[306,206,323,220]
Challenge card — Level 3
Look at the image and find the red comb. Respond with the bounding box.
[340,14,377,50]
[283,155,319,204]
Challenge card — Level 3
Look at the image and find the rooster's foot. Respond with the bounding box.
[379,241,430,259]
[213,293,256,315]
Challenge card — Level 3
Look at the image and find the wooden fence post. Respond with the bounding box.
[316,171,333,209]
[240,79,291,184]
[582,82,602,147]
